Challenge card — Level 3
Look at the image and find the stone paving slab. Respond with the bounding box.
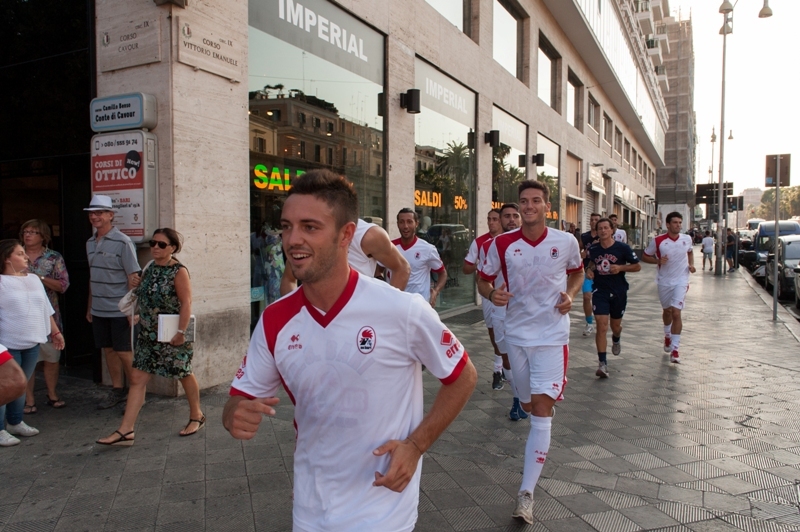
[3,263,800,531]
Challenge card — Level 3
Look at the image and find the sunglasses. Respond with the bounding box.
[148,240,171,249]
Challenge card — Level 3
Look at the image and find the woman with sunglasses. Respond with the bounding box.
[20,220,70,412]
[97,228,202,446]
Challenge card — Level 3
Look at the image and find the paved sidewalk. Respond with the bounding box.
[3,263,800,531]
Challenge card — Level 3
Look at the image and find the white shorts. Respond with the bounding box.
[506,344,568,401]
[658,284,689,310]
[493,318,508,355]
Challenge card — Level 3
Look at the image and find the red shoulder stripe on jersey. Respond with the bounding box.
[303,268,359,328]
[433,265,446,273]
[566,266,583,275]
[263,287,306,356]
[463,259,475,266]
[229,386,256,399]
[0,351,11,365]
[439,351,470,385]
[478,270,496,282]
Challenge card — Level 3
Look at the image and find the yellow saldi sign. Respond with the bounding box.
[253,164,305,191]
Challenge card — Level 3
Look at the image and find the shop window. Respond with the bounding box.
[538,33,561,111]
[493,0,523,80]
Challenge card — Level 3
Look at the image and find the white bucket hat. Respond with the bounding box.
[84,194,116,212]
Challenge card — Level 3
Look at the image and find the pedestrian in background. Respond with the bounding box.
[85,195,141,410]
[0,239,65,447]
[97,228,200,446]
[726,228,736,273]
[20,220,70,412]
[702,231,714,271]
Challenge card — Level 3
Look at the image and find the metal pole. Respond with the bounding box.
[715,15,728,277]
[773,156,781,321]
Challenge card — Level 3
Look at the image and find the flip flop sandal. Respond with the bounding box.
[96,430,135,447]
[179,414,206,437]
[23,404,37,415]
[46,397,66,408]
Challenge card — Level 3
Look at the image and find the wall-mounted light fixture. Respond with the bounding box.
[484,130,500,147]
[590,163,604,167]
[154,0,187,6]
[533,153,545,167]
[606,168,619,173]
[518,154,526,168]
[399,89,420,114]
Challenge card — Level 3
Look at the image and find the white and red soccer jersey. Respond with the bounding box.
[480,228,582,347]
[0,343,11,366]
[390,236,445,301]
[464,232,493,269]
[230,269,468,532]
[476,234,506,322]
[644,233,693,286]
[348,219,378,277]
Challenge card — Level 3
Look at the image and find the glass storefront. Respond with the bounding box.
[413,59,476,311]
[536,133,561,228]
[491,106,527,207]
[248,0,385,326]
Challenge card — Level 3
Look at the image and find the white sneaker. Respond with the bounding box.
[596,362,609,378]
[582,324,594,336]
[7,421,39,437]
[670,351,680,364]
[0,430,21,447]
[512,490,534,524]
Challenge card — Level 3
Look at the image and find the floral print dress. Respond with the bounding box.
[28,249,69,331]
[133,262,193,378]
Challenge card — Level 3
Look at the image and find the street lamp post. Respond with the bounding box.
[709,128,716,235]
[715,0,772,276]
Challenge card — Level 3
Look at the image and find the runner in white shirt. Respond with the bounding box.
[609,214,628,243]
[224,170,476,532]
[280,218,410,295]
[478,181,583,525]
[642,211,696,364]
[390,208,447,307]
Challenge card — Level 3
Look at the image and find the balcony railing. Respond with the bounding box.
[636,1,651,12]
[656,23,667,35]
[655,65,667,76]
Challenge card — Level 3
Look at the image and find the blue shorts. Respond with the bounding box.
[592,290,628,320]
[726,247,735,259]
[582,277,593,293]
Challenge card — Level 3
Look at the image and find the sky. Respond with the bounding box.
[669,0,800,196]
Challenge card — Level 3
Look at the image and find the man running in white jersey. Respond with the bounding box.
[463,209,503,388]
[609,214,628,243]
[641,211,696,363]
[391,208,447,307]
[224,170,477,532]
[280,217,410,296]
[478,180,583,525]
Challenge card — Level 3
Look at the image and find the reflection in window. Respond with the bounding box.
[424,0,471,34]
[493,0,521,79]
[491,107,527,207]
[537,133,561,228]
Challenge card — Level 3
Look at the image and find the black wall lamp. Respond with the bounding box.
[485,130,500,147]
[518,153,545,167]
[400,89,420,114]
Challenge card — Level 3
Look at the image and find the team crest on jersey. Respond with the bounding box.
[235,356,247,379]
[550,247,559,259]
[415,252,421,260]
[440,330,453,346]
[357,326,376,354]
[513,248,522,256]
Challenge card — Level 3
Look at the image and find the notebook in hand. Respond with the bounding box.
[157,314,196,343]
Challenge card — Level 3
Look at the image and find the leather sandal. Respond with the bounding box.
[96,430,135,446]
[46,396,66,408]
[23,404,37,415]
[180,414,205,437]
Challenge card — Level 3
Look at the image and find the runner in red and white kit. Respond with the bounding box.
[390,208,447,307]
[642,211,695,363]
[0,343,26,408]
[463,209,503,387]
[478,180,583,525]
[223,170,476,532]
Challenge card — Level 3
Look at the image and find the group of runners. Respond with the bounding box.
[222,169,696,530]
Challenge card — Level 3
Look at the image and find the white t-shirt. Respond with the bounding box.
[644,233,694,286]
[231,270,468,532]
[348,219,378,277]
[480,228,582,347]
[464,232,493,268]
[0,274,55,350]
[390,237,445,301]
[702,236,714,254]
[613,229,628,243]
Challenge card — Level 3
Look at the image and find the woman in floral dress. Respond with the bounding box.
[96,228,202,446]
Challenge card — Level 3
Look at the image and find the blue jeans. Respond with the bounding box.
[0,345,39,430]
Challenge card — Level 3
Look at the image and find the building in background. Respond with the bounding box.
[655,14,697,230]
[3,0,667,392]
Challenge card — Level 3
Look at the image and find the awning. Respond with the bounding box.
[588,182,605,194]
[614,198,637,212]
[567,194,584,202]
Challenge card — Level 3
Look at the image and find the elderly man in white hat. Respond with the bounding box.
[84,195,141,409]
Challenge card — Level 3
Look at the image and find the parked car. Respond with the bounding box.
[749,221,800,279]
[766,235,800,300]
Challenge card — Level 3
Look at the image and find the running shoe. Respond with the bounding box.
[670,351,680,364]
[492,371,504,390]
[583,324,594,336]
[663,336,672,353]
[612,341,621,356]
[595,362,609,378]
[0,430,20,447]
[509,398,528,421]
[512,490,534,525]
[7,421,39,437]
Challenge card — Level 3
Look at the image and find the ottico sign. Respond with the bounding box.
[91,130,158,242]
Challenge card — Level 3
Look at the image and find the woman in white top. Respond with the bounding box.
[0,240,65,447]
